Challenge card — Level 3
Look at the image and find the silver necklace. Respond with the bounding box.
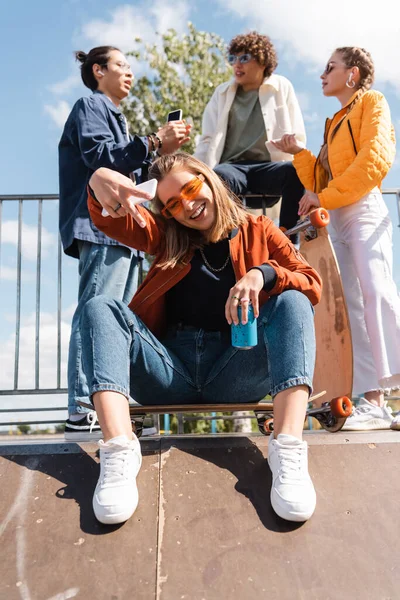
[199,247,231,273]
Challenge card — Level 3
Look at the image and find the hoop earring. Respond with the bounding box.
[346,76,356,89]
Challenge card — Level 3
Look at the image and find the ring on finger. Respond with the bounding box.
[231,296,241,302]
[114,203,122,213]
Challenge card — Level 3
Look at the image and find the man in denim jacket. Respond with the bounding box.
[59,46,190,439]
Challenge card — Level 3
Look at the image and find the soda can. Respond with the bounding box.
[231,303,258,350]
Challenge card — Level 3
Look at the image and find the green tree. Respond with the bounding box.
[17,424,31,435]
[124,23,230,154]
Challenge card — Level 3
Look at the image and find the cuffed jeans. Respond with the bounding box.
[214,161,304,231]
[80,290,315,405]
[68,241,139,414]
[328,189,400,394]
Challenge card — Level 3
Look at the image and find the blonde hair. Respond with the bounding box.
[336,46,375,91]
[148,152,248,269]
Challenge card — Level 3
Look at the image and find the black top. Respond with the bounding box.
[165,237,277,332]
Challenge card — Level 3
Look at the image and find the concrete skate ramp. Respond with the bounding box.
[1,431,399,600]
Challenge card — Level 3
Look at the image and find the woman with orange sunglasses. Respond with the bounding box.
[81,152,322,526]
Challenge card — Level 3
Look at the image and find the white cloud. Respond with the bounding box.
[2,221,57,261]
[296,91,310,112]
[219,0,400,92]
[44,100,71,129]
[0,310,70,390]
[1,266,36,282]
[48,73,81,96]
[303,111,321,125]
[81,1,190,53]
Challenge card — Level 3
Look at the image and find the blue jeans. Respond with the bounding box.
[214,161,304,232]
[68,241,139,414]
[80,290,315,405]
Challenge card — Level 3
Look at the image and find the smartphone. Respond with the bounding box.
[167,109,183,122]
[101,179,158,217]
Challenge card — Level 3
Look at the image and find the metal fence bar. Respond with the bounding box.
[0,388,67,396]
[382,189,400,227]
[0,199,2,279]
[0,407,66,413]
[57,235,63,388]
[14,200,23,390]
[35,199,43,389]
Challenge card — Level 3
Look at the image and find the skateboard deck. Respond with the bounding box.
[78,390,352,435]
[283,209,353,430]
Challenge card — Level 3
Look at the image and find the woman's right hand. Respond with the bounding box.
[156,120,191,155]
[271,134,304,155]
[89,168,153,228]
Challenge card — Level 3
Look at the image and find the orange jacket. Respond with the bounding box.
[293,90,396,209]
[88,193,322,337]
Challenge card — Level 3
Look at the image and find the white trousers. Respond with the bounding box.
[328,189,400,394]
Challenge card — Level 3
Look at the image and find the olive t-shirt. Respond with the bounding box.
[220,87,271,163]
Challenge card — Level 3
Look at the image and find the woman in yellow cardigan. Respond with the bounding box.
[273,46,400,431]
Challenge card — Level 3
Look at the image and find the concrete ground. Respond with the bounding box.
[1,430,399,600]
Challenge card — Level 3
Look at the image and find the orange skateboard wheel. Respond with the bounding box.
[309,207,330,228]
[279,226,287,233]
[330,396,353,418]
[263,418,274,434]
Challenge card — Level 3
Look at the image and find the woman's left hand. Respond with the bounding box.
[225,269,264,326]
[298,190,321,215]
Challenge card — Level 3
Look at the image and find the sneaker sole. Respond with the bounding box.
[342,419,393,431]
[65,431,103,442]
[271,493,316,522]
[390,423,400,431]
[93,496,139,525]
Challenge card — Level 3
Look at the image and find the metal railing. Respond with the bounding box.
[1,190,399,431]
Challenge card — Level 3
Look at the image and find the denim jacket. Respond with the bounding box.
[58,90,150,258]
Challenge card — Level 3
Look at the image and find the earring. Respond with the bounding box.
[346,76,356,89]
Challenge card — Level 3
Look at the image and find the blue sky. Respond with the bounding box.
[1,0,400,413]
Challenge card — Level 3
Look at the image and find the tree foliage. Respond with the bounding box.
[123,23,230,154]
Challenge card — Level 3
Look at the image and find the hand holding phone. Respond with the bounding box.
[101,179,158,217]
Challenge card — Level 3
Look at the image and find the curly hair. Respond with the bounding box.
[228,31,278,77]
[336,47,375,91]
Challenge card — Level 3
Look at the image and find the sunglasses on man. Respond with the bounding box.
[227,53,253,65]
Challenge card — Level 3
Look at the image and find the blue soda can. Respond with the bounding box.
[231,304,258,350]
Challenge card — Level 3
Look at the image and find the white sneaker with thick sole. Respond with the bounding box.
[342,398,393,431]
[390,413,400,431]
[93,434,142,525]
[268,433,316,522]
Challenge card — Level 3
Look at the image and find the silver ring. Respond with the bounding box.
[114,202,122,213]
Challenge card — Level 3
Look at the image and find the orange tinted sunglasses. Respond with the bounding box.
[161,174,205,219]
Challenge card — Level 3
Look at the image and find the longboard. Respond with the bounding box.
[283,208,353,431]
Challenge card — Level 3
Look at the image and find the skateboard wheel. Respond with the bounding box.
[309,207,330,228]
[263,418,274,434]
[330,396,353,418]
[279,226,287,233]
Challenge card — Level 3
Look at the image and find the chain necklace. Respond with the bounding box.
[199,247,231,273]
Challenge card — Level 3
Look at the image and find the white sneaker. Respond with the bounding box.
[391,413,400,431]
[342,398,393,431]
[93,434,142,525]
[268,433,316,522]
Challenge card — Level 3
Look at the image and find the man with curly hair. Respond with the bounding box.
[195,31,306,233]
